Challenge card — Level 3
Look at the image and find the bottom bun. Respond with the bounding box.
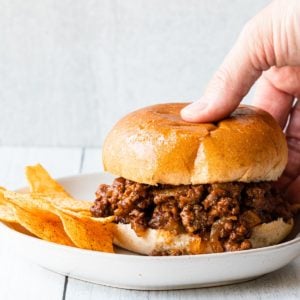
[112,218,294,255]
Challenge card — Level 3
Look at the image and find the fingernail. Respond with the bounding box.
[182,99,209,117]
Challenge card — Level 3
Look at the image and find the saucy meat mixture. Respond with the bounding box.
[91,178,292,255]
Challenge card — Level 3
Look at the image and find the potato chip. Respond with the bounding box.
[26,193,114,252]
[0,204,33,236]
[4,221,35,236]
[5,190,92,216]
[0,187,32,234]
[0,187,18,223]
[4,190,53,213]
[9,204,74,246]
[26,164,92,214]
[26,164,70,197]
[0,187,7,205]
[31,193,92,215]
[4,191,75,246]
[57,209,114,252]
[0,204,17,223]
[4,190,114,251]
[0,166,115,253]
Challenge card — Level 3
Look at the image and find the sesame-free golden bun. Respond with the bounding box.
[112,218,293,255]
[102,103,288,185]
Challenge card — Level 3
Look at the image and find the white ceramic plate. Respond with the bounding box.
[0,173,300,290]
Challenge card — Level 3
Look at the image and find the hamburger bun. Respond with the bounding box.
[103,103,288,185]
[112,218,293,255]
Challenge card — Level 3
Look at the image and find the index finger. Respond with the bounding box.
[253,74,294,128]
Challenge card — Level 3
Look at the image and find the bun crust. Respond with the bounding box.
[103,103,288,185]
[113,218,293,255]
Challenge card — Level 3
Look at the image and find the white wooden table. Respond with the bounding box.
[0,146,299,300]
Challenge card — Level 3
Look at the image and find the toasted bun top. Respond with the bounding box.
[103,103,288,185]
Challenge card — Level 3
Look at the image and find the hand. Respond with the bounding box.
[181,0,300,205]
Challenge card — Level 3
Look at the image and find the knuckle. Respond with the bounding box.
[212,67,233,90]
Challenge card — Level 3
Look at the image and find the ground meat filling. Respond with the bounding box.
[91,178,292,253]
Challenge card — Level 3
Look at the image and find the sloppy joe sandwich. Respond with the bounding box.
[91,103,293,255]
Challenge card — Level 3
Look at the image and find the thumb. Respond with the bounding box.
[181,8,272,122]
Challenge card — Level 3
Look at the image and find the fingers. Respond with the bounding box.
[285,99,300,178]
[253,66,300,128]
[277,100,300,201]
[181,0,300,123]
[181,6,274,122]
[253,71,294,128]
[181,34,262,122]
[285,175,300,205]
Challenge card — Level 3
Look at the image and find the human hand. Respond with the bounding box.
[181,0,300,205]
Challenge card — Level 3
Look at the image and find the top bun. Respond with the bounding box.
[103,103,287,185]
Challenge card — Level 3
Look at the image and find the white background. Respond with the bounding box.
[0,0,270,146]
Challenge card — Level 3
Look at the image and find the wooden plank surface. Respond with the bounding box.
[0,146,83,189]
[0,147,82,300]
[81,148,103,173]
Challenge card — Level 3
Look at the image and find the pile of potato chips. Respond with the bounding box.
[0,164,115,253]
